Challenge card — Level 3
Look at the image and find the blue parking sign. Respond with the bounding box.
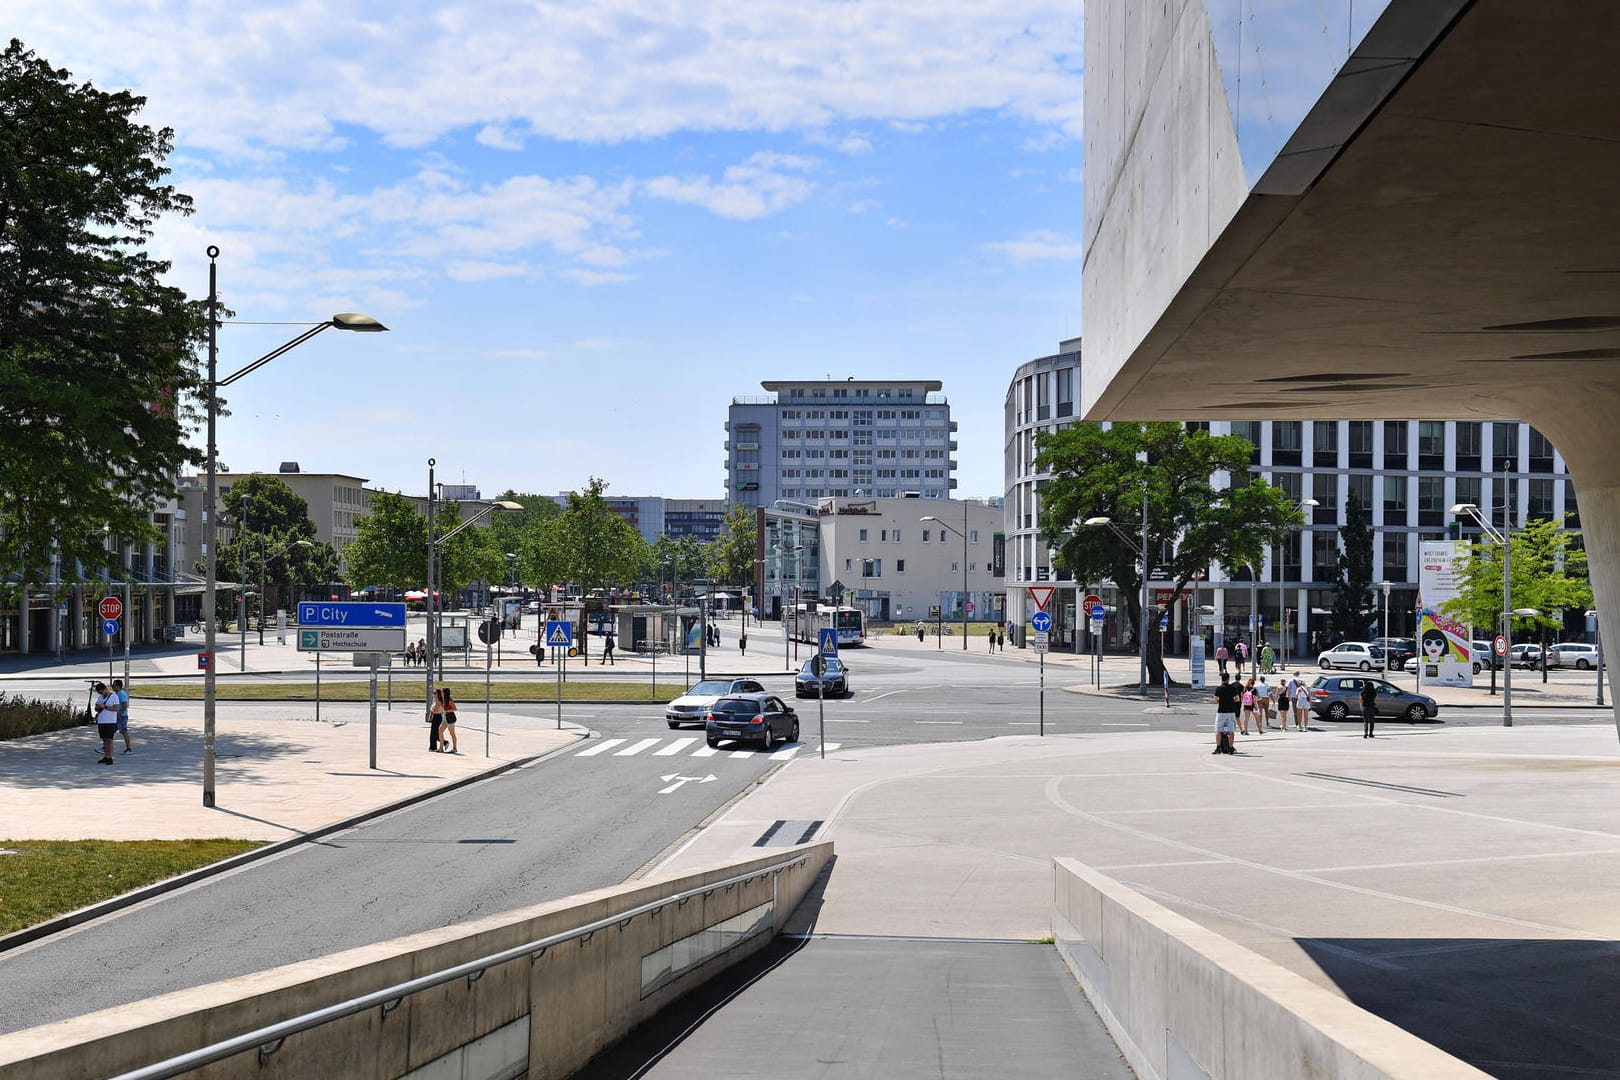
[818,628,839,657]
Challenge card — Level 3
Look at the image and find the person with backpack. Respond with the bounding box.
[1212,673,1240,754]
[602,630,616,665]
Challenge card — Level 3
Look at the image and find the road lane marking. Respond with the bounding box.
[655,738,697,755]
[614,738,661,756]
[692,745,719,757]
[916,720,962,724]
[1101,722,1150,727]
[863,689,912,703]
[658,773,717,794]
[769,745,801,760]
[730,749,756,758]
[576,738,625,756]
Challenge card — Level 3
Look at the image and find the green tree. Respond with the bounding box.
[1330,490,1374,641]
[0,40,208,591]
[342,492,427,591]
[651,533,711,597]
[709,506,757,588]
[210,475,334,619]
[546,477,647,594]
[1036,422,1304,684]
[1440,516,1592,679]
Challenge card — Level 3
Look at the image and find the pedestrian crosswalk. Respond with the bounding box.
[573,736,840,761]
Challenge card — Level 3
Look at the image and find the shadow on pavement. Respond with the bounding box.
[0,724,310,789]
[1300,937,1620,1080]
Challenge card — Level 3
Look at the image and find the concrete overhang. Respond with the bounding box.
[1087,0,1620,462]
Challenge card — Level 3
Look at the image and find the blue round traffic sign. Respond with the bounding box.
[1030,611,1052,633]
[103,618,120,636]
[1159,614,1169,629]
[1089,603,1106,621]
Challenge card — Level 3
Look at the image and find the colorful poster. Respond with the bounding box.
[1418,611,1474,688]
[1418,540,1471,609]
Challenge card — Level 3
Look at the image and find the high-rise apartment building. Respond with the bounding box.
[726,380,957,510]
[1005,341,1579,656]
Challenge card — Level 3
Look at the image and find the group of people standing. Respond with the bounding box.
[1210,672,1312,754]
[91,680,132,764]
[428,687,458,753]
[1213,637,1276,677]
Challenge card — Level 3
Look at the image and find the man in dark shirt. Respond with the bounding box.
[1360,679,1378,738]
[1212,673,1241,754]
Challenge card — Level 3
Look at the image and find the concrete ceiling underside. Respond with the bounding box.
[1090,0,1620,426]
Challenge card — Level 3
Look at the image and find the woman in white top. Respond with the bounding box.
[1293,680,1311,731]
[92,682,120,764]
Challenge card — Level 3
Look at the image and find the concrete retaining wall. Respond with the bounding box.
[0,843,831,1080]
[1051,858,1490,1080]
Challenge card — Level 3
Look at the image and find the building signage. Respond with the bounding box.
[297,601,407,629]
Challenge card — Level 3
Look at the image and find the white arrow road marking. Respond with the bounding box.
[614,738,661,756]
[655,738,697,755]
[576,738,626,756]
[658,773,718,794]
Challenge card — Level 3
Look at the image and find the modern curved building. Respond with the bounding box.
[1082,1,1620,735]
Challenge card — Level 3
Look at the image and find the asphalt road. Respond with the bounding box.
[1,643,1612,1037]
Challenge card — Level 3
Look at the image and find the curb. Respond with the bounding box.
[0,736,584,955]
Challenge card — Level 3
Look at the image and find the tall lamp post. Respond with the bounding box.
[1379,580,1392,672]
[921,502,971,651]
[1451,501,1519,727]
[1083,499,1150,693]
[423,463,521,720]
[202,246,387,807]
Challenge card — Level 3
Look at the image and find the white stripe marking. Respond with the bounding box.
[692,745,719,757]
[770,745,801,760]
[614,738,661,756]
[730,749,756,758]
[916,720,962,725]
[655,738,697,756]
[576,738,626,757]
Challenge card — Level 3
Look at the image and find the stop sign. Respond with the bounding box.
[98,596,123,621]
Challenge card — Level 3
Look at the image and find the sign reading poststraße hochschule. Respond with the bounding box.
[297,628,407,652]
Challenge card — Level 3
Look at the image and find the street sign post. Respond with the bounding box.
[818,628,838,657]
[816,629,838,758]
[103,618,120,637]
[297,628,407,652]
[1030,611,1053,633]
[98,596,123,621]
[546,621,572,729]
[297,601,407,628]
[1029,586,1056,613]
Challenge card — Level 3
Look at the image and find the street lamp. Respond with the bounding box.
[921,505,971,651]
[1083,500,1149,693]
[1379,580,1392,672]
[1451,501,1517,727]
[1587,609,1605,707]
[423,467,521,718]
[202,246,387,807]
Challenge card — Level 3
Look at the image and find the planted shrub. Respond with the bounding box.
[0,692,87,741]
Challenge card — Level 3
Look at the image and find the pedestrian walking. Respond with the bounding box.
[1360,678,1378,738]
[1240,679,1256,734]
[429,688,446,752]
[987,627,996,652]
[1215,642,1229,676]
[440,688,458,753]
[1255,675,1273,729]
[112,678,132,753]
[1212,672,1240,754]
[916,622,925,643]
[1275,676,1291,732]
[91,682,119,765]
[1236,638,1250,672]
[603,630,616,665]
[995,628,1004,651]
[1260,642,1275,675]
[1293,679,1311,730]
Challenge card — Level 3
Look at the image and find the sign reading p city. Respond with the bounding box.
[298,601,407,629]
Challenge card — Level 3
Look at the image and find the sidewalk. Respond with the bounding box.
[0,702,581,841]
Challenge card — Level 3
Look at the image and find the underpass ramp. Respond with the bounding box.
[569,935,1133,1079]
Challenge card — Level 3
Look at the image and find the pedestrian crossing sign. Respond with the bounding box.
[545,621,573,647]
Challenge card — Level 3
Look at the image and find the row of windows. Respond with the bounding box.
[781,427,946,441]
[782,387,924,400]
[779,488,946,500]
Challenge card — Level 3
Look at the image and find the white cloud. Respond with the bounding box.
[645,151,817,220]
[847,199,881,215]
[982,230,1083,264]
[445,260,530,282]
[11,2,1083,156]
[561,268,636,286]
[475,124,526,151]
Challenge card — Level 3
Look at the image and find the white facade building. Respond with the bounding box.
[1005,342,1579,656]
[726,380,957,511]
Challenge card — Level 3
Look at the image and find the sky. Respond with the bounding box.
[14,1,1084,504]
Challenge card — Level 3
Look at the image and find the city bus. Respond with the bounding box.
[787,603,867,647]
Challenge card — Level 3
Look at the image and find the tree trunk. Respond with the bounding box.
[1146,609,1168,687]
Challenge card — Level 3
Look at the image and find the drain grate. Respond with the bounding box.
[754,819,824,847]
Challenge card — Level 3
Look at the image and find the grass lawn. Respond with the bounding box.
[0,840,264,935]
[133,680,678,703]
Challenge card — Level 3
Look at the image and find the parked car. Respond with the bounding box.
[795,657,850,697]
[705,694,800,750]
[1370,637,1417,671]
[1545,642,1600,670]
[665,678,767,728]
[1309,675,1439,723]
[1471,640,1503,674]
[1509,643,1544,669]
[1317,642,1386,671]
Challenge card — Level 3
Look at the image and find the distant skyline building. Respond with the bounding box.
[726,379,957,511]
[553,495,730,545]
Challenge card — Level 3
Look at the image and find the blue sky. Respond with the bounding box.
[15,1,1084,503]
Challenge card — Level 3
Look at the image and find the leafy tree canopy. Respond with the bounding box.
[708,505,756,588]
[0,40,207,589]
[533,477,646,593]
[1440,516,1592,639]
[342,491,427,590]
[1331,490,1374,639]
[1036,422,1305,681]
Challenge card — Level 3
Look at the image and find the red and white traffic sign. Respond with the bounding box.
[1493,635,1509,656]
[1028,586,1056,612]
[98,596,123,621]
[1082,593,1102,613]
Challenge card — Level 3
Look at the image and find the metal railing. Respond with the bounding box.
[112,852,814,1080]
